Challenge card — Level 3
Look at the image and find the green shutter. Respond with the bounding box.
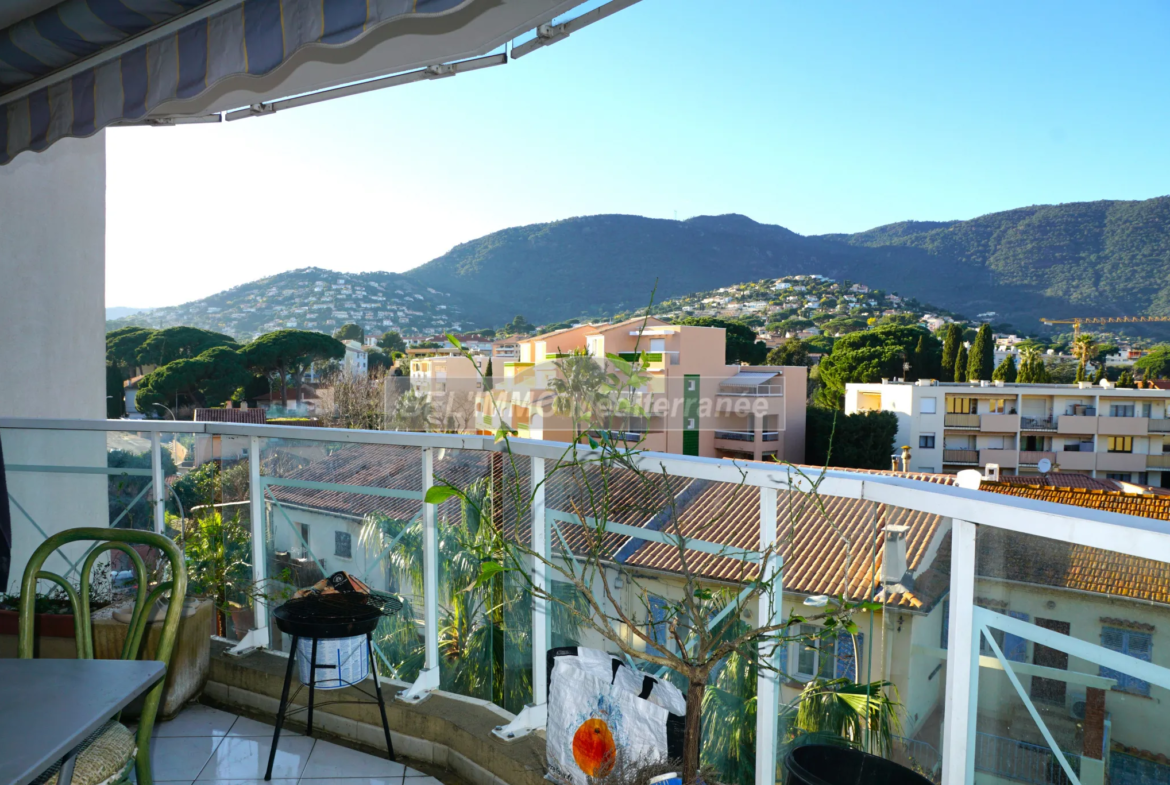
[683,374,700,456]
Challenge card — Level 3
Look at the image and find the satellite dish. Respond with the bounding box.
[1038,458,1053,474]
[956,469,983,490]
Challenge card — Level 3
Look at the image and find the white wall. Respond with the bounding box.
[1,134,107,592]
[0,134,106,420]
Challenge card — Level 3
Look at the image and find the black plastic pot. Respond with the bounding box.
[785,745,933,785]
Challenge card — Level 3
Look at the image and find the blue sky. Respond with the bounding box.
[107,0,1170,308]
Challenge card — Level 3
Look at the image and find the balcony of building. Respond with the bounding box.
[1018,450,1057,467]
[4,417,1170,785]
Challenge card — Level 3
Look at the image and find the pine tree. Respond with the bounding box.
[941,324,961,380]
[992,354,1018,383]
[967,324,993,381]
[954,344,968,383]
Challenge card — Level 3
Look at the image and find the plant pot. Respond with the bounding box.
[229,606,255,637]
[784,745,933,785]
[0,608,79,658]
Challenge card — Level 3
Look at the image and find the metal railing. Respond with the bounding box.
[718,384,783,396]
[4,416,1170,785]
[714,430,755,441]
[944,413,981,428]
[1150,419,1170,433]
[974,732,1081,785]
[1019,451,1056,466]
[1021,416,1057,431]
[762,431,780,442]
[943,448,979,463]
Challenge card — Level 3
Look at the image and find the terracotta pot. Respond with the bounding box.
[0,608,77,637]
[230,606,255,637]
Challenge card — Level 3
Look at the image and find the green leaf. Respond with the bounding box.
[588,435,599,449]
[446,333,462,350]
[424,485,461,505]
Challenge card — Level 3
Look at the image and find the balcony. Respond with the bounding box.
[1019,450,1057,467]
[1097,416,1149,437]
[980,448,1018,467]
[944,413,981,429]
[1057,415,1098,435]
[1095,452,1148,473]
[1020,416,1057,431]
[1149,419,1170,434]
[981,414,1021,433]
[3,416,1170,785]
[1147,454,1170,470]
[1057,449,1097,471]
[718,384,783,396]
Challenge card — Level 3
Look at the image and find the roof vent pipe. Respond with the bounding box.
[882,525,910,585]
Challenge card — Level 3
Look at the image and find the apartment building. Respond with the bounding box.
[478,317,807,462]
[845,379,1170,486]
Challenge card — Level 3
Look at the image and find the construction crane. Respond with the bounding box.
[1040,316,1170,341]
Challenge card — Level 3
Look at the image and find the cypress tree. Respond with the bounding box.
[992,354,1018,383]
[1033,357,1052,384]
[967,323,993,381]
[954,344,968,383]
[1118,370,1136,388]
[484,358,494,390]
[941,324,961,380]
[1075,361,1085,383]
[1092,363,1105,383]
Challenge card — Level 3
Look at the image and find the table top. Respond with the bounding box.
[0,659,165,785]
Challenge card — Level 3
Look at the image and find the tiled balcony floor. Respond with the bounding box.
[135,704,440,785]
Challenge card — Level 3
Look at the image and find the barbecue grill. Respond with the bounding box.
[263,577,404,781]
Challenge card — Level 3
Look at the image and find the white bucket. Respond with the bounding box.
[296,635,370,689]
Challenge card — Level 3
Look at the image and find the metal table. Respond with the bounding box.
[0,659,165,785]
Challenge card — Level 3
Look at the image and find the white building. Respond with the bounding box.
[342,340,368,377]
[845,379,1170,485]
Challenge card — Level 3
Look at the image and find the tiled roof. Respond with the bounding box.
[193,408,267,424]
[977,482,1170,605]
[999,473,1120,491]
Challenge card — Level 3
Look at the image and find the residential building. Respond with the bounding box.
[342,340,368,377]
[845,379,1170,486]
[478,317,806,463]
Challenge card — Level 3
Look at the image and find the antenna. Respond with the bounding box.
[1038,457,1052,474]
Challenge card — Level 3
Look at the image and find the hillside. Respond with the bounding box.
[402,196,1170,333]
[112,196,1170,339]
[107,268,468,339]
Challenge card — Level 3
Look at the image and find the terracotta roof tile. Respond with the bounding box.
[999,473,1120,491]
[193,408,267,424]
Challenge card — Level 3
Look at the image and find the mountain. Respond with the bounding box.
[106,268,469,339]
[106,306,148,320]
[111,196,1170,338]
[401,196,1170,332]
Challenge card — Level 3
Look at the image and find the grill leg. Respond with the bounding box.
[367,632,396,761]
[307,637,318,736]
[265,635,299,781]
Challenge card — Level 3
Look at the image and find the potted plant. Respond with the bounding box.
[182,509,253,637]
[0,563,112,656]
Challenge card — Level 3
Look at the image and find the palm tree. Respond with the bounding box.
[1072,335,1098,369]
[548,351,610,438]
[789,677,903,757]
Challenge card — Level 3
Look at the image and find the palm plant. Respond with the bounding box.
[549,351,611,438]
[1072,335,1098,370]
[788,677,903,757]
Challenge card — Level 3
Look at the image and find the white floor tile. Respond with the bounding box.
[195,735,315,781]
[300,739,406,779]
[225,715,303,738]
[402,767,429,777]
[146,736,223,782]
[301,779,404,785]
[155,705,240,738]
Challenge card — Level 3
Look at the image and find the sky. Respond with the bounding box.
[106,0,1170,309]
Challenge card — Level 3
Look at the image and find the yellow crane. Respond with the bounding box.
[1040,316,1170,341]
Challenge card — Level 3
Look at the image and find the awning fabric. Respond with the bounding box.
[721,372,779,386]
[0,0,465,164]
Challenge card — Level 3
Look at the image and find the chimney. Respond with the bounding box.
[882,525,910,585]
[984,463,1001,482]
[900,445,912,473]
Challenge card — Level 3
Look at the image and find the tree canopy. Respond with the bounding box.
[966,324,993,381]
[1136,346,1170,380]
[805,409,899,469]
[106,326,157,378]
[816,325,940,407]
[135,326,238,368]
[941,324,961,381]
[766,338,809,367]
[244,329,345,407]
[333,323,364,342]
[378,330,407,354]
[992,354,1018,383]
[135,346,250,412]
[674,317,767,365]
[953,344,968,382]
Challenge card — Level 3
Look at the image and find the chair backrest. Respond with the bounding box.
[18,527,188,745]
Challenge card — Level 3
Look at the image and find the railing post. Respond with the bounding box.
[150,431,165,535]
[398,446,441,702]
[493,455,549,741]
[755,486,781,785]
[228,434,270,655]
[943,518,979,785]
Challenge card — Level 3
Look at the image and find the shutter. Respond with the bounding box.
[1099,627,1127,690]
[941,599,950,650]
[1126,632,1153,696]
[1003,611,1029,662]
[648,596,669,654]
[835,632,863,681]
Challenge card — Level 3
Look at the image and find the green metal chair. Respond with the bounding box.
[18,527,188,785]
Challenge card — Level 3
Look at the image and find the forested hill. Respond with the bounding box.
[823,197,1170,329]
[402,196,1170,332]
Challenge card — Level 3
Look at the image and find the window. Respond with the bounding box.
[921,397,937,414]
[988,399,1007,414]
[1106,473,1133,483]
[947,397,976,414]
[1142,403,1152,418]
[979,609,1029,661]
[1108,436,1133,453]
[334,530,352,559]
[1101,627,1152,696]
[1110,404,1135,418]
[298,523,311,553]
[919,433,936,449]
[795,624,836,680]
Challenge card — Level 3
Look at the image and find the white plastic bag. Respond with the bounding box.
[547,648,686,785]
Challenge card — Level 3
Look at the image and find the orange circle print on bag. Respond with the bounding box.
[572,717,617,777]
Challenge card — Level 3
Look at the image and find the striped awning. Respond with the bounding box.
[0,0,486,164]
